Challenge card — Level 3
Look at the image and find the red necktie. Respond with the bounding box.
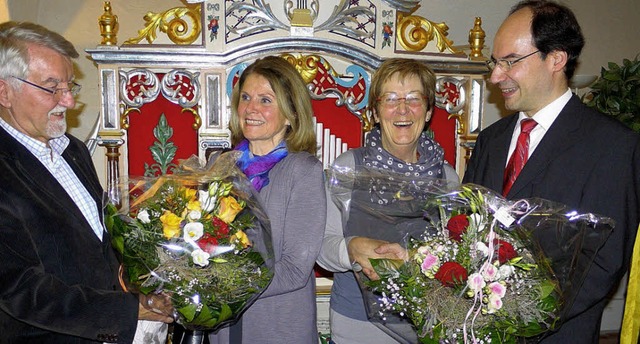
[502,119,538,196]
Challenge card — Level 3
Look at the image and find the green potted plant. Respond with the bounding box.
[584,55,640,132]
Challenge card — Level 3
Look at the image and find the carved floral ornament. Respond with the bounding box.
[119,69,202,131]
[113,0,470,55]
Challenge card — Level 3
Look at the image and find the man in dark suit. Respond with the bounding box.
[0,21,173,343]
[463,1,640,342]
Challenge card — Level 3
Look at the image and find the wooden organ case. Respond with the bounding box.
[87,0,489,336]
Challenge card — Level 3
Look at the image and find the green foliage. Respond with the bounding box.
[585,55,640,132]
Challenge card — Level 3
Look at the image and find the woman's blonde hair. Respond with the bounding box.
[367,58,437,118]
[229,56,317,154]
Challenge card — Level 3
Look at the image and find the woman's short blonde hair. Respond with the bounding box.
[367,58,437,118]
[229,56,317,154]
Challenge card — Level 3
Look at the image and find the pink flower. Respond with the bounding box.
[488,282,506,298]
[487,294,503,313]
[467,273,486,293]
[481,263,499,281]
[420,253,440,275]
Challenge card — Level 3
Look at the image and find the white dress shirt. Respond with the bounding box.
[506,88,573,165]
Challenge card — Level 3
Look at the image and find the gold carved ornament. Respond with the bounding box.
[124,5,202,45]
[279,53,373,134]
[448,113,465,136]
[120,107,201,131]
[120,107,139,130]
[396,12,461,54]
[281,53,323,84]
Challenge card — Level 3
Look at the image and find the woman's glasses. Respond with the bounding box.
[378,92,426,109]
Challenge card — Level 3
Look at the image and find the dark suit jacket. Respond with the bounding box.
[463,96,640,343]
[0,127,139,343]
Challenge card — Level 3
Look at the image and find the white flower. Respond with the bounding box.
[417,245,430,255]
[191,249,210,267]
[198,190,215,212]
[184,222,204,241]
[499,264,515,278]
[468,213,484,231]
[467,273,486,293]
[487,293,503,313]
[137,209,151,224]
[187,210,202,221]
[475,242,489,257]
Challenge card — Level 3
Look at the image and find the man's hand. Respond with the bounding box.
[138,293,174,323]
[348,237,408,280]
[375,242,409,261]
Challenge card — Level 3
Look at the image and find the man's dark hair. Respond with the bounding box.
[511,0,584,80]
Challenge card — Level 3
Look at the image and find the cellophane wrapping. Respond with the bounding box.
[327,164,613,343]
[105,151,273,332]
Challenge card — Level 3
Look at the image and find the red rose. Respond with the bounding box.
[446,214,470,242]
[494,239,518,264]
[434,261,468,287]
[212,217,229,238]
[197,232,219,253]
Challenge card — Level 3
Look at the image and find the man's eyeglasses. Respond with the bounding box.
[486,50,540,72]
[377,92,426,109]
[12,76,81,101]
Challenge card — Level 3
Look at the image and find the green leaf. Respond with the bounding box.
[369,258,404,278]
[178,304,199,322]
[218,303,233,322]
[585,55,640,133]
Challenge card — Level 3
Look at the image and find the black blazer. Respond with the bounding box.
[0,127,139,343]
[464,96,640,343]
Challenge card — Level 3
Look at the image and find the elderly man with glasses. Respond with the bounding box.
[463,1,640,342]
[0,21,174,343]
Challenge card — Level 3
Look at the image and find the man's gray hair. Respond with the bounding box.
[0,21,78,83]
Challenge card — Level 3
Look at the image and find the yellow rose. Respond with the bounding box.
[184,188,198,201]
[231,229,251,248]
[160,211,182,239]
[217,196,243,224]
[186,199,201,212]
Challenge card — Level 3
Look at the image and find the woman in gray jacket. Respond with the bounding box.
[317,58,459,344]
[210,56,326,344]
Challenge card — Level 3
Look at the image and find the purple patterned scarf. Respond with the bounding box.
[235,139,288,192]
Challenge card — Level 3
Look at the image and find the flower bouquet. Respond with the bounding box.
[105,152,273,332]
[326,165,613,343]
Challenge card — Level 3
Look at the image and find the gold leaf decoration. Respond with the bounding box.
[397,12,461,54]
[124,6,202,45]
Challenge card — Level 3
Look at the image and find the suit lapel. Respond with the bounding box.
[0,129,101,241]
[507,97,584,198]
